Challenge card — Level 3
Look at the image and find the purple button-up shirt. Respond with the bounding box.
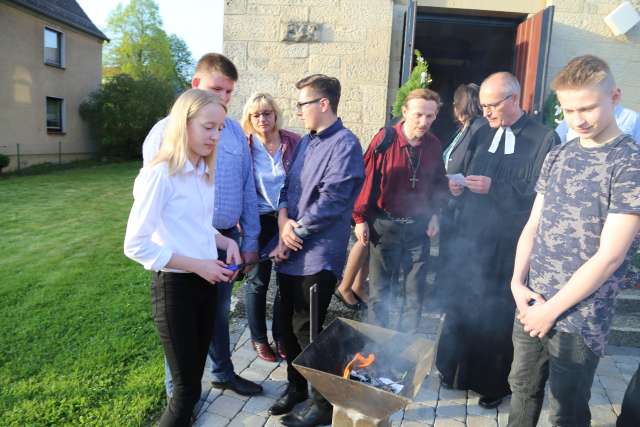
[277,119,364,277]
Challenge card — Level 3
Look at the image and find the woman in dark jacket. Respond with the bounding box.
[240,93,301,362]
[435,83,488,388]
[442,84,487,174]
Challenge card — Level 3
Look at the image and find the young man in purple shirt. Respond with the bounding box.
[268,74,365,427]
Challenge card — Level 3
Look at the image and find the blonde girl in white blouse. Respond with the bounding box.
[124,89,240,427]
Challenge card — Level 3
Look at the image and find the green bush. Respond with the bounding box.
[0,153,9,172]
[543,91,563,129]
[391,50,432,118]
[79,74,177,160]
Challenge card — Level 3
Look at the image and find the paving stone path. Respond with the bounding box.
[192,316,640,427]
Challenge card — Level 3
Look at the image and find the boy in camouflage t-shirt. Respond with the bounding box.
[507,55,640,427]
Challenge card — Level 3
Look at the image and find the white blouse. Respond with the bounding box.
[124,160,219,272]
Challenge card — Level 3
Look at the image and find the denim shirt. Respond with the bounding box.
[278,119,364,277]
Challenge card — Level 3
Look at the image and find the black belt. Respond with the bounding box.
[379,210,416,224]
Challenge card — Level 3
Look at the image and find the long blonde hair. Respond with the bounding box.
[150,89,226,182]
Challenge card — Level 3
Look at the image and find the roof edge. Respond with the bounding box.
[5,0,110,42]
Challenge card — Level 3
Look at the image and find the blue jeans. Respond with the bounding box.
[507,318,599,427]
[245,213,281,343]
[165,228,238,396]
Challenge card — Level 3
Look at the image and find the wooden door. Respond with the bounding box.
[514,6,554,119]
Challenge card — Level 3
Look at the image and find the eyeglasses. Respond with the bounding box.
[480,94,513,112]
[250,111,273,119]
[295,98,323,112]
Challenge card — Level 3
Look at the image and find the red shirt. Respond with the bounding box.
[352,122,448,223]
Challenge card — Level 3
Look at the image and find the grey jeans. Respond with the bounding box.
[507,319,599,427]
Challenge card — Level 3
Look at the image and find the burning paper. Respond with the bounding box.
[342,352,375,379]
[343,352,407,394]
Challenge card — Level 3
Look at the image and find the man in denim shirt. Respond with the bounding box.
[142,53,262,397]
[268,74,364,427]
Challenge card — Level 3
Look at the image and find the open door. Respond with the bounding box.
[514,6,554,119]
[400,0,417,85]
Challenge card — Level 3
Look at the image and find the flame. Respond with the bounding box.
[342,352,376,379]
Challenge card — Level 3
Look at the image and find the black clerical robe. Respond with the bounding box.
[436,114,560,397]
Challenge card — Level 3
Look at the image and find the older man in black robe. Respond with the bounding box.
[435,72,560,408]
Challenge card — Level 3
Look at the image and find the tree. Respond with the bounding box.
[104,0,192,89]
[391,50,433,118]
[79,74,176,159]
[169,34,195,88]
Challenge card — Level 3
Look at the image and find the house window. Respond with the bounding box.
[44,28,63,67]
[46,97,64,132]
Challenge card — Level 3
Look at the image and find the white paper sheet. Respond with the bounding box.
[446,173,466,187]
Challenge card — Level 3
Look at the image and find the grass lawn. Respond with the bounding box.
[0,162,164,426]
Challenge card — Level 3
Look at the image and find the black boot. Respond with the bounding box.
[281,388,332,427]
[280,402,333,427]
[268,385,308,416]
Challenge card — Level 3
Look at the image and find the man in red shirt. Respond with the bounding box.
[352,88,448,332]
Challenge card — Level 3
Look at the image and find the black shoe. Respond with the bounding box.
[478,394,507,409]
[438,372,453,390]
[268,386,308,415]
[352,291,368,310]
[211,374,262,396]
[281,402,333,427]
[333,290,361,310]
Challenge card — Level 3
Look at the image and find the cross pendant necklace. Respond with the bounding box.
[405,145,422,190]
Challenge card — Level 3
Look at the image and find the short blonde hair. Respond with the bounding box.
[151,89,226,182]
[551,55,615,92]
[240,92,283,136]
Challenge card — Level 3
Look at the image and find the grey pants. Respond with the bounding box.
[368,216,429,333]
[507,319,599,427]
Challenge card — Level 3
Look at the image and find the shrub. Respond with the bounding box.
[391,50,432,118]
[543,91,563,129]
[79,74,177,159]
[0,153,9,172]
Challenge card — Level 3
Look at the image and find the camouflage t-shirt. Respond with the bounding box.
[529,134,640,356]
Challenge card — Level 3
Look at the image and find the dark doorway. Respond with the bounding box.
[413,10,524,144]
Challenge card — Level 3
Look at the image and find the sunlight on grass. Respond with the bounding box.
[0,163,165,426]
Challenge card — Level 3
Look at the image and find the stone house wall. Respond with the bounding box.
[224,0,640,146]
[547,0,640,111]
[224,0,394,145]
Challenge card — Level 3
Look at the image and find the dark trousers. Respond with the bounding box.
[508,319,599,427]
[164,228,238,397]
[278,270,336,410]
[368,216,429,332]
[617,363,640,427]
[245,213,281,342]
[152,272,217,427]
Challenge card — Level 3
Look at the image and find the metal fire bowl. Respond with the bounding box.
[292,317,437,421]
